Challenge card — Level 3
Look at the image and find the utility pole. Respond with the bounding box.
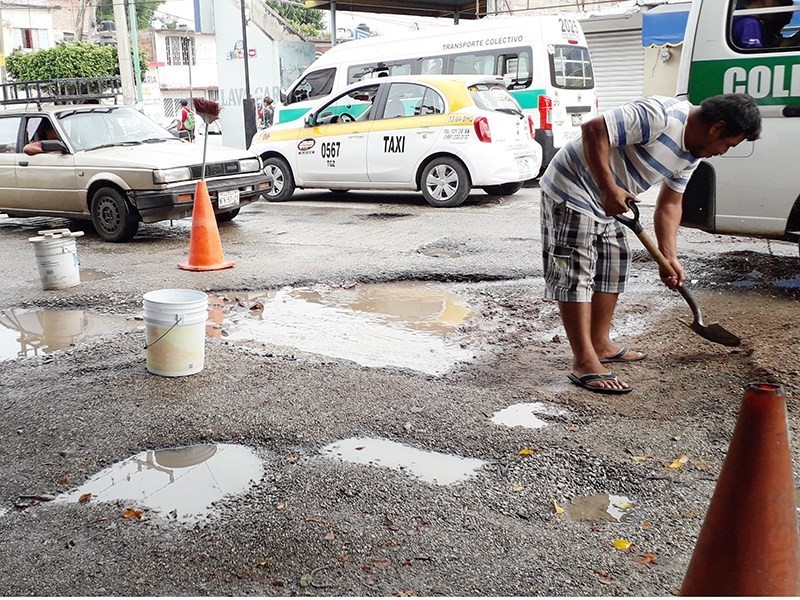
[240,0,256,147]
[128,0,143,103]
[0,3,6,84]
[112,0,136,105]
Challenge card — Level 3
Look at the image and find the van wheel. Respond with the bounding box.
[216,208,240,222]
[483,181,524,196]
[263,157,295,202]
[420,157,470,208]
[91,186,140,242]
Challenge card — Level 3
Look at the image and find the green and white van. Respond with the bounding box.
[678,0,800,241]
[275,15,597,171]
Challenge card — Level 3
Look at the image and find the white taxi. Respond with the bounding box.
[249,75,542,208]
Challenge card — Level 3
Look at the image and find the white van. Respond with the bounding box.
[677,0,800,241]
[277,15,597,171]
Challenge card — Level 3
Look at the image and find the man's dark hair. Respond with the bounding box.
[698,93,762,141]
[180,99,188,107]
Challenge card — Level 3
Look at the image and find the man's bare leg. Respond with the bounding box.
[590,291,644,361]
[559,298,629,392]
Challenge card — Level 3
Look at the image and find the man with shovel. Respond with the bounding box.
[540,93,761,394]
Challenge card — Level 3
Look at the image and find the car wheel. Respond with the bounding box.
[91,186,140,242]
[483,181,524,196]
[216,208,240,222]
[263,157,295,202]
[420,157,471,208]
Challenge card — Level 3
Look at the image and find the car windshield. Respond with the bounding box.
[58,107,175,151]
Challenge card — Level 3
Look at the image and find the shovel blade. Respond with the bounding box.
[680,319,741,347]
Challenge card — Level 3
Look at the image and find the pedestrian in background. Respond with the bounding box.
[262,97,274,128]
[539,93,761,394]
[178,99,195,142]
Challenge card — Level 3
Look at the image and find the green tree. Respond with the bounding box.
[6,42,148,82]
[96,0,164,31]
[266,0,324,37]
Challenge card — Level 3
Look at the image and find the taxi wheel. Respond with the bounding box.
[483,181,524,196]
[90,186,140,243]
[263,157,295,202]
[421,157,471,208]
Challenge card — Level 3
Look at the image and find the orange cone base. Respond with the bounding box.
[178,260,235,271]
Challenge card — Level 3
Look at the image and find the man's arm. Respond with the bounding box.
[581,116,636,216]
[653,182,685,288]
[22,141,43,156]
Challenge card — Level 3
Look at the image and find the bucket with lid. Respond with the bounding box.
[28,229,84,290]
[143,289,208,377]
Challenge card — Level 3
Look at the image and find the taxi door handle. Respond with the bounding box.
[416,129,435,135]
[348,133,365,139]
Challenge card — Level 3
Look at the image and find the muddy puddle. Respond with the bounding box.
[491,402,567,429]
[56,444,263,523]
[0,308,135,361]
[321,437,486,485]
[564,494,635,522]
[208,282,475,375]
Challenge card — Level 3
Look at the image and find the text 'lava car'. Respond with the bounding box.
[0,99,271,242]
[250,75,543,208]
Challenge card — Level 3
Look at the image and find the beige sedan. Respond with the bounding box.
[0,105,271,242]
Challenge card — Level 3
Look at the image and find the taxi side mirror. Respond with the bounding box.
[280,89,287,104]
[305,113,316,127]
[40,140,68,154]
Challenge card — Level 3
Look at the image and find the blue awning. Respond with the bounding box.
[642,4,690,47]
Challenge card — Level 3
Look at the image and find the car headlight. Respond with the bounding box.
[239,158,261,173]
[153,167,192,184]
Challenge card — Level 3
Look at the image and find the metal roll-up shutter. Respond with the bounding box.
[585,29,644,112]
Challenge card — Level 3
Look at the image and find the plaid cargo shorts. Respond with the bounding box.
[540,192,630,302]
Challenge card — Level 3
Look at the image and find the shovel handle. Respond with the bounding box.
[633,229,679,280]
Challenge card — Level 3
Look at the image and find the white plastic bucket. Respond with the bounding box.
[28,229,84,290]
[143,289,208,377]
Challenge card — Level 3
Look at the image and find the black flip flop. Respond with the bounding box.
[568,372,633,395]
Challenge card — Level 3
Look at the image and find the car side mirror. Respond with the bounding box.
[280,89,287,104]
[305,113,316,127]
[40,140,68,153]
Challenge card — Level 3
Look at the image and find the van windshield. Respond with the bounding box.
[550,45,594,89]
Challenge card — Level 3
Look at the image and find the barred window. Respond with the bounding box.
[165,36,196,66]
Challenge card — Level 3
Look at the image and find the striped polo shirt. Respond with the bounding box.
[540,95,700,223]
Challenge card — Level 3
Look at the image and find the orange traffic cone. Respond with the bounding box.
[179,180,235,271]
[680,382,800,596]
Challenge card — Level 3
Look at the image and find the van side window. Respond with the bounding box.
[290,68,336,104]
[452,53,494,75]
[419,57,444,75]
[549,45,594,89]
[729,0,800,51]
[347,61,413,84]
[0,116,21,153]
[499,51,532,90]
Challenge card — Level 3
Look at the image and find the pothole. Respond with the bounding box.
[79,268,111,282]
[213,281,475,375]
[564,494,634,522]
[0,308,136,361]
[56,444,264,523]
[321,437,486,485]
[491,402,567,429]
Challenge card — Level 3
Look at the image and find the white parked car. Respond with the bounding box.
[250,75,543,207]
